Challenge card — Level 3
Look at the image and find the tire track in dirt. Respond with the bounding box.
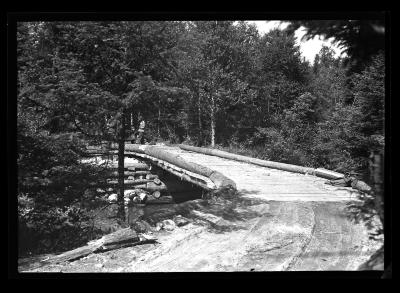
[284,202,381,271]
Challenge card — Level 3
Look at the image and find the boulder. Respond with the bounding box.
[351,179,372,193]
[173,215,190,227]
[139,192,148,201]
[161,219,176,231]
[154,222,163,231]
[108,193,118,202]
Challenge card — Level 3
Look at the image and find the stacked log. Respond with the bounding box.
[106,179,154,187]
[132,181,168,192]
[146,174,159,180]
[89,148,203,205]
[108,170,149,178]
[110,162,151,171]
[152,191,161,198]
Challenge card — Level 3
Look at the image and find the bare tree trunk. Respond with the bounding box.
[117,113,126,221]
[198,93,203,146]
[210,95,216,147]
[278,95,281,111]
[370,150,384,228]
[158,96,161,139]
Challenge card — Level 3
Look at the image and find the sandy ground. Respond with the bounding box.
[20,196,382,272]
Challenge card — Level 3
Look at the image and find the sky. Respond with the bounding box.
[246,21,345,63]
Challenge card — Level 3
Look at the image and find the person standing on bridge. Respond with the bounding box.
[135,116,146,144]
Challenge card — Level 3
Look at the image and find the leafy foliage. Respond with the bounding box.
[287,19,385,72]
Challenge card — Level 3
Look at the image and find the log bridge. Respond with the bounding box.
[31,143,375,268]
[112,143,368,202]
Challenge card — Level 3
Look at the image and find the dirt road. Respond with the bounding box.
[21,195,382,272]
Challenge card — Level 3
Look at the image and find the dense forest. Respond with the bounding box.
[17,20,385,256]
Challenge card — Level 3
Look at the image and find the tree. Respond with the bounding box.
[252,28,311,128]
[310,45,349,119]
[18,22,188,230]
[179,21,257,147]
[287,19,385,72]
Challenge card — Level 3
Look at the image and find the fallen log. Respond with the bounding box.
[49,245,99,263]
[48,228,148,263]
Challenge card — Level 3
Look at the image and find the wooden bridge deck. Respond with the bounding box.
[140,145,359,202]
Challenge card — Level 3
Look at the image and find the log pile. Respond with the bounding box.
[86,145,207,207]
[101,158,196,206]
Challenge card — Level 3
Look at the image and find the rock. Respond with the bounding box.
[139,233,157,241]
[131,220,151,234]
[154,222,163,231]
[126,190,137,199]
[161,219,176,231]
[108,194,118,202]
[131,196,142,204]
[139,192,148,201]
[351,179,372,193]
[173,215,190,227]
